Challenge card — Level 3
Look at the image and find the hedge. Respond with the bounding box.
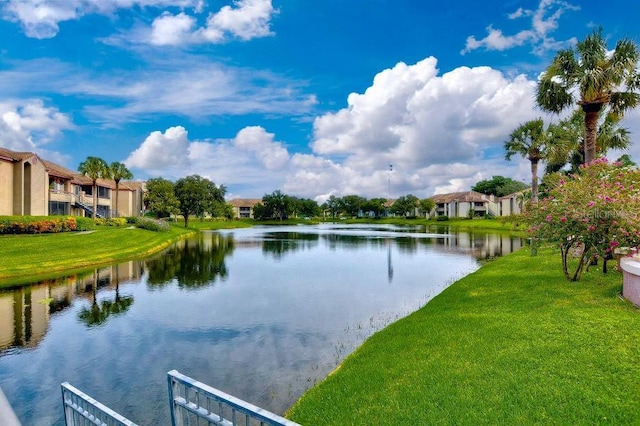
[0,216,87,234]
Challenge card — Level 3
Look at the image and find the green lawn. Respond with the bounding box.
[286,247,640,425]
[0,225,195,286]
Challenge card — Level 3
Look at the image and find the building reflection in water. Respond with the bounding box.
[0,260,144,351]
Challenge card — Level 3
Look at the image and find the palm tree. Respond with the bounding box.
[546,109,631,173]
[110,161,133,218]
[78,156,110,219]
[505,118,549,202]
[536,27,640,164]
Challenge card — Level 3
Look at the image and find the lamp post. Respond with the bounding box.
[388,164,393,199]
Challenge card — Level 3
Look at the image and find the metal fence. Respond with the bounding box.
[168,370,300,426]
[61,382,138,426]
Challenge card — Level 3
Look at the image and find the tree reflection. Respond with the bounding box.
[145,233,234,289]
[261,232,319,259]
[78,268,134,327]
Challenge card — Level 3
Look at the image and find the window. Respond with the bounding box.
[97,205,111,218]
[49,201,70,215]
[97,186,110,199]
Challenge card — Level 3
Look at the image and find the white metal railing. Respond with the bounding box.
[0,385,20,426]
[61,382,137,426]
[168,370,300,426]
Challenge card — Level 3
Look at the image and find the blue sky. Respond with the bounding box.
[2,0,640,201]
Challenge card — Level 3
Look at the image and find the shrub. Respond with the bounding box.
[75,217,95,231]
[0,216,79,234]
[524,158,640,280]
[95,218,127,226]
[436,215,449,221]
[135,217,170,232]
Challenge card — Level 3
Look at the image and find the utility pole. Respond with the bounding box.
[388,164,393,199]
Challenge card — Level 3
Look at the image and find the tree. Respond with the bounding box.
[524,159,640,280]
[536,27,640,164]
[418,198,435,218]
[78,156,110,219]
[262,190,291,221]
[145,177,179,218]
[362,198,387,218]
[391,194,419,217]
[174,175,225,227]
[109,161,133,217]
[341,195,366,217]
[616,154,637,167]
[546,109,631,174]
[291,197,321,218]
[472,176,528,197]
[505,118,550,202]
[322,195,342,218]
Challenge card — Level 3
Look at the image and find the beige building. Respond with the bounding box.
[430,190,525,218]
[228,198,262,219]
[0,147,144,218]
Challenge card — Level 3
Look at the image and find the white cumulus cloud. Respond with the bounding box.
[125,125,191,172]
[284,58,544,200]
[461,0,580,55]
[0,99,73,151]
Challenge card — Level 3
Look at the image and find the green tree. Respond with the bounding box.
[362,198,387,218]
[472,176,528,197]
[109,161,133,217]
[145,177,179,218]
[418,198,435,218]
[536,27,640,164]
[292,197,321,218]
[341,195,366,218]
[322,195,342,218]
[262,190,291,221]
[616,154,637,167]
[174,175,225,227]
[391,194,419,217]
[505,118,551,202]
[78,156,110,219]
[546,110,631,174]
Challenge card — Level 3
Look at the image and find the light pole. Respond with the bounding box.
[388,164,393,199]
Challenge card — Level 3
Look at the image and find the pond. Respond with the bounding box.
[0,224,522,425]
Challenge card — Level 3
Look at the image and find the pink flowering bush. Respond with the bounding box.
[524,158,640,281]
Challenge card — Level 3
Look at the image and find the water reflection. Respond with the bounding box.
[145,232,234,289]
[0,262,144,351]
[0,225,522,425]
[77,269,134,327]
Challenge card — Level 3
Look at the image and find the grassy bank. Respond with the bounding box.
[338,216,525,233]
[287,247,640,425]
[0,225,195,286]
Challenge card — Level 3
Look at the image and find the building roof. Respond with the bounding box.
[0,147,38,162]
[431,191,492,204]
[42,160,76,179]
[227,198,262,207]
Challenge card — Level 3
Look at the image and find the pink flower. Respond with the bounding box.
[546,215,553,222]
[560,217,567,222]
[587,201,595,207]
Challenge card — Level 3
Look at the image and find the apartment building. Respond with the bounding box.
[0,147,144,218]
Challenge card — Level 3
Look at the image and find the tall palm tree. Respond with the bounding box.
[546,109,631,173]
[505,118,549,202]
[78,156,109,219]
[110,161,133,218]
[536,27,640,164]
